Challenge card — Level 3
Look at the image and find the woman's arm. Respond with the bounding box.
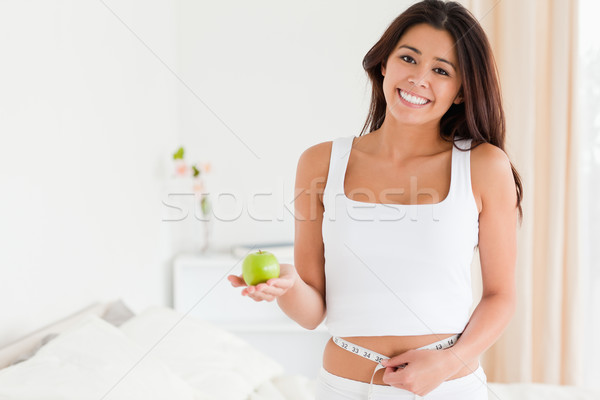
[229,142,331,330]
[441,143,518,370]
[276,142,331,329]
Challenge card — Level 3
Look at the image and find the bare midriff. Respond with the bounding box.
[322,334,480,385]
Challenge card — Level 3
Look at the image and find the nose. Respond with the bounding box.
[408,75,429,89]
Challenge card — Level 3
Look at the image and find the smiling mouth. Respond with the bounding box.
[398,89,431,106]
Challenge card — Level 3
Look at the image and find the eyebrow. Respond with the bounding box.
[397,44,457,71]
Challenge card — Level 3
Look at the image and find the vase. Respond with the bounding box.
[200,218,213,254]
[198,194,213,254]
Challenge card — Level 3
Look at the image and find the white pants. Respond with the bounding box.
[315,364,489,400]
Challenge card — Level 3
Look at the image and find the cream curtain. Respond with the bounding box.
[459,0,583,385]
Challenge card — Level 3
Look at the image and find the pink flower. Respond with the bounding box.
[193,180,205,193]
[175,160,188,177]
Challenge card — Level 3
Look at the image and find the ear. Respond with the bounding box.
[381,62,386,77]
[453,89,463,104]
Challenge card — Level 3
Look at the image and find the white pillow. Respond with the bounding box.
[119,306,284,400]
[0,315,195,400]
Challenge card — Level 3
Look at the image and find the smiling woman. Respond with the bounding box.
[229,1,523,399]
[380,24,464,125]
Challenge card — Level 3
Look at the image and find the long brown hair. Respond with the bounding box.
[360,0,523,224]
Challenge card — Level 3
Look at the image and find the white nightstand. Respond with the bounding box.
[173,251,330,378]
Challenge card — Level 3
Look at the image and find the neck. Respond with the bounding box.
[373,116,448,162]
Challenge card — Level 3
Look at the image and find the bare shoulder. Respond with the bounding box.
[470,141,511,170]
[296,140,333,202]
[298,140,332,171]
[470,142,516,214]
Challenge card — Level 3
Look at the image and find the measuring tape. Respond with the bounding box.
[332,334,461,400]
[333,334,461,366]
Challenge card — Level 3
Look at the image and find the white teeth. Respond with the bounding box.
[399,89,429,105]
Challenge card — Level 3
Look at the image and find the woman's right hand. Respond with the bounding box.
[227,263,298,302]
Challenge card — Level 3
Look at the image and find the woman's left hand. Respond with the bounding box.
[380,349,461,396]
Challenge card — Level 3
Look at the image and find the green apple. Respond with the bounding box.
[242,250,280,286]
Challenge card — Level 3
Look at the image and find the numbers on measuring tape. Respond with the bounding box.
[332,335,459,369]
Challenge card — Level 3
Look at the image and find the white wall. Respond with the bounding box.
[0,0,179,347]
[0,0,415,348]
[174,0,414,250]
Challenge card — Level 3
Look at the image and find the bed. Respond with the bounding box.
[0,299,598,400]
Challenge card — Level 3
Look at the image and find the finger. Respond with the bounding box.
[242,286,257,296]
[382,360,408,369]
[249,291,272,302]
[382,354,409,368]
[252,283,279,297]
[382,368,401,386]
[265,286,286,297]
[242,281,288,299]
[244,286,265,299]
[265,277,294,290]
[254,283,287,298]
[382,366,408,386]
[228,275,247,287]
[253,292,275,302]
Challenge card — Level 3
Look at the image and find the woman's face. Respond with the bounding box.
[381,23,463,127]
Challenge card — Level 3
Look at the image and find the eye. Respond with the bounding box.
[400,55,416,64]
[434,67,449,76]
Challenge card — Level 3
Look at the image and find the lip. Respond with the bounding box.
[397,88,431,108]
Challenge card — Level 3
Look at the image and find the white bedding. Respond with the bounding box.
[0,306,315,400]
[118,306,288,400]
[0,315,195,400]
[0,304,598,400]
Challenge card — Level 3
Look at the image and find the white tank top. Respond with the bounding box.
[321,135,479,337]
